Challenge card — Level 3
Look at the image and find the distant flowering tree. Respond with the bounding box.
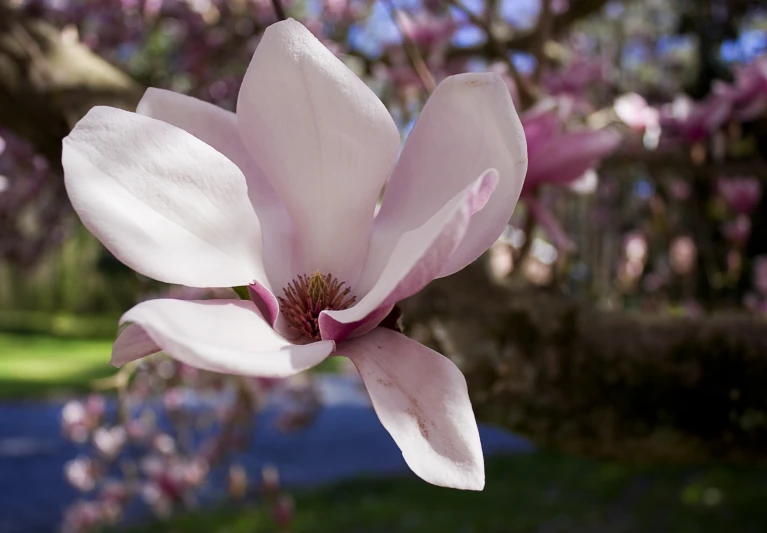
[59,355,311,532]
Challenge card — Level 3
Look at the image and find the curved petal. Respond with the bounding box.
[366,72,527,288]
[112,323,161,367]
[112,299,335,377]
[63,107,265,288]
[341,328,484,491]
[137,88,298,292]
[237,18,401,286]
[525,127,621,191]
[320,169,498,341]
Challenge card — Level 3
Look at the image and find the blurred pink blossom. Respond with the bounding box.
[614,93,660,132]
[670,236,697,275]
[717,176,762,215]
[61,501,103,533]
[65,457,97,492]
[722,215,752,247]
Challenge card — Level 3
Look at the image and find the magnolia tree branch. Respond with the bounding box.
[384,0,437,94]
[402,258,767,463]
[446,0,611,61]
[0,2,143,164]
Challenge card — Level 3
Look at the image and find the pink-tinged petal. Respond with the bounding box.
[341,328,484,491]
[237,19,400,285]
[321,170,498,341]
[364,73,527,291]
[112,299,335,377]
[136,88,298,292]
[525,127,621,191]
[63,107,265,288]
[112,323,161,367]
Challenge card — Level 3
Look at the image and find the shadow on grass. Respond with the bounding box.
[125,452,767,533]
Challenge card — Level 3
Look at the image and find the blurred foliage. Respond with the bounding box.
[0,333,114,398]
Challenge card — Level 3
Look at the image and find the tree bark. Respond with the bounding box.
[0,2,143,164]
[401,258,767,463]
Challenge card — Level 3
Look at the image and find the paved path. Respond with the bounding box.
[0,375,532,533]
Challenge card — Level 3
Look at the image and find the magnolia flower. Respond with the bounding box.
[717,176,762,215]
[714,56,767,122]
[520,102,620,251]
[62,19,527,490]
[614,93,660,132]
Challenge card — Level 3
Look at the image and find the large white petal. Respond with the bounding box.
[63,107,265,288]
[237,19,401,286]
[112,299,334,377]
[320,169,497,341]
[137,89,298,291]
[365,73,527,289]
[342,328,484,491]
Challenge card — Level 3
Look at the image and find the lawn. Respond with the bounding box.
[129,452,767,533]
[0,332,116,398]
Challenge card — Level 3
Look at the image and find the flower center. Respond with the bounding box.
[278,271,356,341]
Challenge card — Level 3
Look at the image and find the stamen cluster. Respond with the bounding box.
[279,271,356,340]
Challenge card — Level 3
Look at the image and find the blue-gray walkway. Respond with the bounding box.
[0,375,532,533]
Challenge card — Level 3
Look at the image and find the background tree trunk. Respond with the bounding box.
[402,258,767,463]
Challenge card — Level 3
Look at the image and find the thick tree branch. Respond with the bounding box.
[446,0,611,61]
[402,258,767,463]
[0,2,143,164]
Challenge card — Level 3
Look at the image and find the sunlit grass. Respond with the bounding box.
[0,333,115,398]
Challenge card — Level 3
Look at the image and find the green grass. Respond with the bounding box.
[0,333,116,398]
[128,452,767,533]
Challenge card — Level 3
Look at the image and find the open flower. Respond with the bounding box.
[519,100,620,251]
[62,19,527,490]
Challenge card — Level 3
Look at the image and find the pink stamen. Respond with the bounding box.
[278,271,356,341]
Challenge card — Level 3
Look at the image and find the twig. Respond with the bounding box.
[448,0,538,108]
[532,0,552,83]
[271,0,286,21]
[383,0,436,94]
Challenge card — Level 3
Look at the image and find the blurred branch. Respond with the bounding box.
[446,0,610,61]
[448,0,538,107]
[0,1,143,165]
[383,0,437,94]
[270,0,287,22]
[532,0,552,83]
[403,257,767,463]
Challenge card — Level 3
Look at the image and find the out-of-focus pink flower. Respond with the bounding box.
[93,427,127,459]
[396,11,457,48]
[61,397,104,443]
[614,93,660,132]
[63,20,529,491]
[542,55,610,96]
[488,241,514,279]
[670,236,697,275]
[624,232,648,264]
[100,480,129,504]
[65,456,97,492]
[713,56,767,122]
[753,256,767,296]
[717,176,762,215]
[272,494,295,529]
[722,215,752,248]
[522,104,621,194]
[229,464,248,499]
[61,501,103,533]
[518,102,620,251]
[662,94,731,142]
